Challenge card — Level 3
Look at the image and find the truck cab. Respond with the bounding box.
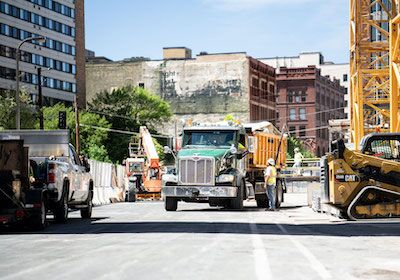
[163,123,248,211]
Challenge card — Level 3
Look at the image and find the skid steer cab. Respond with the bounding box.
[322,133,400,220]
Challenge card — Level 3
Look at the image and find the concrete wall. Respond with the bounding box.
[86,53,251,135]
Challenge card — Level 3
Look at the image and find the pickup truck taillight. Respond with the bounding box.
[48,163,57,183]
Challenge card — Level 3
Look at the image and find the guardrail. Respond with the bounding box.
[281,158,321,180]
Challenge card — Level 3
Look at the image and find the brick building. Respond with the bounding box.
[276,66,346,156]
[249,57,276,121]
[86,48,276,134]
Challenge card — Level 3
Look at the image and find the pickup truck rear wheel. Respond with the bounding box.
[80,191,93,219]
[54,186,69,223]
[30,200,47,230]
[230,180,244,210]
[165,197,178,211]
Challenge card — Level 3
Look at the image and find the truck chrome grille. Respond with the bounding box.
[179,157,214,185]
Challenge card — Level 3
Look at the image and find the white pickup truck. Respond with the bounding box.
[0,130,93,227]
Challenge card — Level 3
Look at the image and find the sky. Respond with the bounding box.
[85,0,349,63]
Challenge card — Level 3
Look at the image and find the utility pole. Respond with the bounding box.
[74,96,81,155]
[37,67,44,130]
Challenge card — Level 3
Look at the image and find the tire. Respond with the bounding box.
[165,197,178,211]
[230,180,244,210]
[80,191,93,219]
[275,180,284,208]
[54,185,69,223]
[255,195,268,208]
[126,190,136,202]
[30,200,47,230]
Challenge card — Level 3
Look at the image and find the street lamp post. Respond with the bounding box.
[37,67,51,130]
[15,36,46,130]
[37,67,44,130]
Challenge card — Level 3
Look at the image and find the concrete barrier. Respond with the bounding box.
[89,160,125,206]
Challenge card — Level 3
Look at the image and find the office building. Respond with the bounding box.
[0,0,86,107]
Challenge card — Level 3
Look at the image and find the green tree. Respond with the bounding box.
[88,86,172,163]
[287,136,315,159]
[39,104,111,162]
[153,137,165,162]
[0,89,36,129]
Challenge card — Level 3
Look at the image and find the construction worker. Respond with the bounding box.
[293,147,304,175]
[264,158,277,211]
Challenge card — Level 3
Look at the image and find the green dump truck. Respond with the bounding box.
[162,121,287,211]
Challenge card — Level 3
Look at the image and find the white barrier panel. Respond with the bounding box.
[92,186,101,206]
[89,159,124,206]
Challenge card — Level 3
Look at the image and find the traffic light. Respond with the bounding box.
[58,111,67,129]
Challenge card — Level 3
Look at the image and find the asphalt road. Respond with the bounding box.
[1,194,400,280]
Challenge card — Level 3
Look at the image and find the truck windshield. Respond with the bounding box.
[183,130,236,148]
[129,162,143,172]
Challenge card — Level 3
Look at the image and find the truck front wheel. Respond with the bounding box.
[230,181,244,210]
[165,197,178,211]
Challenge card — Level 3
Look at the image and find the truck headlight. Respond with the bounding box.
[216,174,235,183]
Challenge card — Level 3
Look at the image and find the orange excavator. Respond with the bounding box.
[126,126,162,200]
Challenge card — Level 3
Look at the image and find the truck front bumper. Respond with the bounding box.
[163,186,237,198]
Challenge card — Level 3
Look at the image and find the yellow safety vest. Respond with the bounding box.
[267,166,277,185]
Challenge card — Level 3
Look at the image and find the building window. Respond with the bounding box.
[289,108,297,120]
[299,108,306,120]
[1,2,75,37]
[289,126,296,134]
[0,23,75,56]
[299,126,306,137]
[287,91,293,103]
[301,91,307,102]
[252,77,259,88]
[343,74,348,82]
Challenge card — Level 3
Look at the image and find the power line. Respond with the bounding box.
[87,106,345,124]
[79,124,172,138]
[291,126,330,134]
[269,106,346,123]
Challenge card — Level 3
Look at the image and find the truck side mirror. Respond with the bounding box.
[80,155,90,172]
[230,145,237,155]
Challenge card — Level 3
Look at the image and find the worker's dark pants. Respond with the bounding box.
[266,184,276,210]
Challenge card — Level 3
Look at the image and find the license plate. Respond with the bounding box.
[0,216,9,223]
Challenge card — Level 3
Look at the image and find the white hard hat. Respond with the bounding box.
[294,148,300,152]
[267,158,275,166]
